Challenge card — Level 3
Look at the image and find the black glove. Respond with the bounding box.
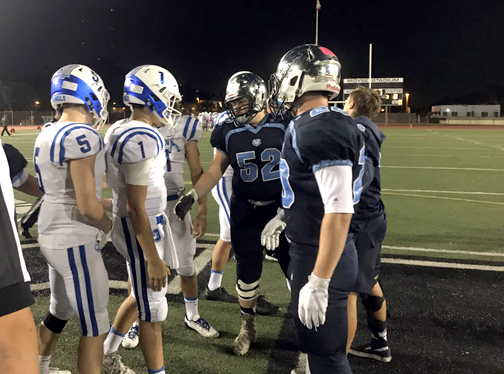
[174,189,198,220]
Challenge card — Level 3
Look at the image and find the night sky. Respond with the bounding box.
[0,0,503,109]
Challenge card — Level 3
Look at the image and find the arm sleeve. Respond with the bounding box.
[56,126,103,164]
[125,158,154,185]
[314,165,354,214]
[11,170,29,188]
[2,144,28,181]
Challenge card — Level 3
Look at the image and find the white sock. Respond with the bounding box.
[208,269,223,291]
[39,355,51,374]
[104,326,126,356]
[184,296,200,321]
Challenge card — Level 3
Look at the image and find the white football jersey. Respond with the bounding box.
[157,115,202,195]
[213,112,233,178]
[105,119,167,217]
[34,121,106,236]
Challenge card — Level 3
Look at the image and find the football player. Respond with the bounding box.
[205,112,237,304]
[102,65,178,374]
[34,65,113,374]
[157,108,219,338]
[174,72,290,355]
[343,87,391,362]
[267,44,364,374]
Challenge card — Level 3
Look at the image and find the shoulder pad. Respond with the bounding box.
[178,116,202,142]
[108,124,164,164]
[50,123,103,165]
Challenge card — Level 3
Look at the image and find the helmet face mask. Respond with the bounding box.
[50,64,110,129]
[123,65,182,128]
[225,71,266,127]
[268,44,341,118]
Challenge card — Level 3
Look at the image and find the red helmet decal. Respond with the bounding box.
[319,47,336,57]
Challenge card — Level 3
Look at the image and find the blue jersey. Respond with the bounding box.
[210,113,287,202]
[280,107,365,247]
[351,116,386,229]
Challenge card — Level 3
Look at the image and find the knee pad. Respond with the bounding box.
[176,264,195,278]
[361,294,385,314]
[144,296,168,323]
[43,312,68,334]
[236,279,260,301]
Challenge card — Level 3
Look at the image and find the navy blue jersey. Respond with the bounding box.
[280,106,365,247]
[351,116,386,229]
[211,113,288,201]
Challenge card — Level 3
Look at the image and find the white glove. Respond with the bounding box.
[298,273,330,330]
[97,219,114,250]
[260,208,286,251]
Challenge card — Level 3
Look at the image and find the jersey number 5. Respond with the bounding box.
[236,148,280,183]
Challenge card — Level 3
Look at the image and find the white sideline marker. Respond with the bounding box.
[383,245,504,258]
[382,258,504,272]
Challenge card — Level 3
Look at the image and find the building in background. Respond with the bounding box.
[431,104,500,118]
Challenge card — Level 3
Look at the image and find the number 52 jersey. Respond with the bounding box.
[280,107,365,247]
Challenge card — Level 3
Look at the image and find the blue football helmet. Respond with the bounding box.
[50,64,110,129]
[123,65,182,128]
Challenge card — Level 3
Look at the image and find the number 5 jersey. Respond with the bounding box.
[34,121,105,238]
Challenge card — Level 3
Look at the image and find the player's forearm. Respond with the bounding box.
[193,165,223,198]
[100,198,113,213]
[312,212,352,279]
[79,200,112,232]
[15,175,43,198]
[128,206,161,263]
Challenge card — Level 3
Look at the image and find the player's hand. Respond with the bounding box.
[97,218,114,250]
[174,189,198,220]
[298,273,330,330]
[147,258,170,292]
[260,208,286,251]
[193,213,207,239]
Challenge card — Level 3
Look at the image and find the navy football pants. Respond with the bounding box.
[289,239,358,374]
[230,196,290,288]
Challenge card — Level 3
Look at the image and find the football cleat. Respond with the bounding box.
[184,316,219,338]
[103,353,136,374]
[349,340,392,363]
[232,314,256,355]
[49,368,71,374]
[121,321,139,349]
[204,287,238,303]
[256,295,280,315]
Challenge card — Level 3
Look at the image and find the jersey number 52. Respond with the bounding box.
[236,148,280,183]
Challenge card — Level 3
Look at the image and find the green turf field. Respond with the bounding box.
[6,127,504,261]
[5,127,504,373]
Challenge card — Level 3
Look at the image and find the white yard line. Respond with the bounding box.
[383,166,504,171]
[383,245,504,257]
[30,243,216,292]
[385,154,504,159]
[382,191,504,205]
[382,258,504,272]
[165,244,214,294]
[428,130,504,151]
[382,189,504,196]
[386,146,490,150]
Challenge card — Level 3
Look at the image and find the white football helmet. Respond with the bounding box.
[50,64,110,129]
[123,65,182,128]
[268,44,341,117]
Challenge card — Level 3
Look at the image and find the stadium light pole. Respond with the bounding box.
[369,44,372,89]
[315,1,321,44]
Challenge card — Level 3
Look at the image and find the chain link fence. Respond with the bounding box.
[0,111,56,126]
